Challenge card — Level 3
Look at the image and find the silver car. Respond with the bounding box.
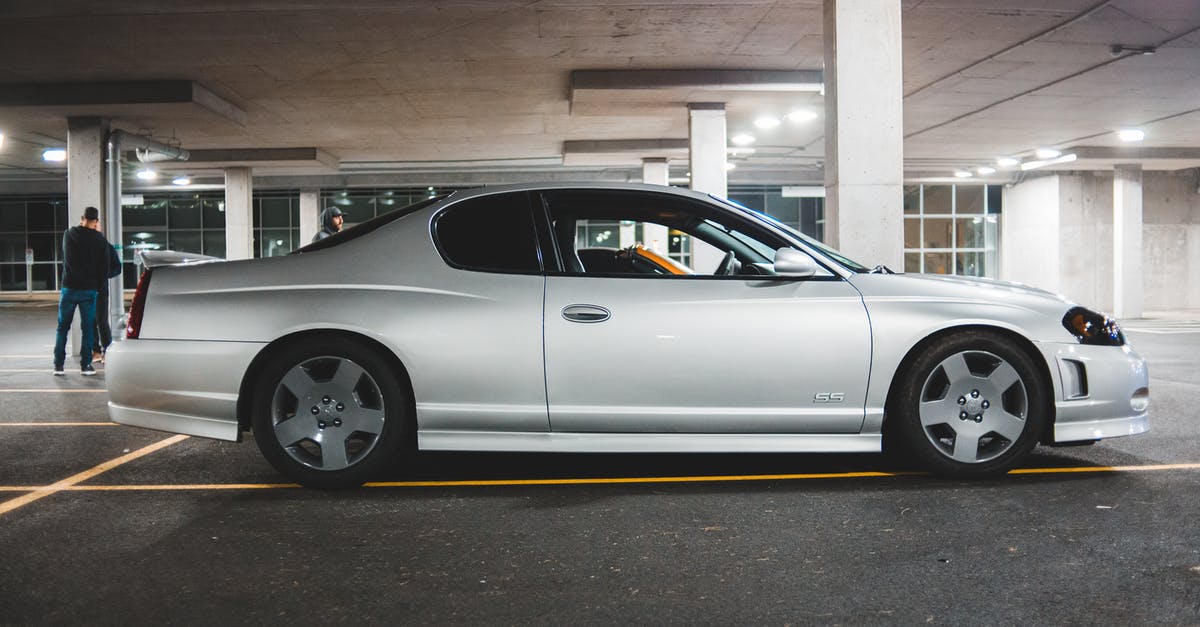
[107,183,1149,488]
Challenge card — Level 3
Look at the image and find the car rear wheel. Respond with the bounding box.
[893,331,1047,477]
[252,338,410,488]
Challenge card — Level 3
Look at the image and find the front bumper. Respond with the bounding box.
[1039,342,1150,443]
[106,338,265,442]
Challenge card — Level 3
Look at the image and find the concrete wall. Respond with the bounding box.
[1002,170,1200,313]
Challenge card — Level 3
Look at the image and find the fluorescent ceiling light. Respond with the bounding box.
[42,148,66,162]
[976,166,997,175]
[135,168,157,180]
[754,116,780,130]
[1118,128,1145,142]
[171,176,191,186]
[786,110,818,123]
[724,162,737,171]
[730,133,756,146]
[995,157,1020,167]
[1035,148,1061,159]
[954,170,973,178]
[1020,153,1078,171]
[0,130,5,150]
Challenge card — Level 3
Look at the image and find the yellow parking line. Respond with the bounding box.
[0,461,1196,493]
[0,422,116,427]
[0,435,188,516]
[0,389,107,393]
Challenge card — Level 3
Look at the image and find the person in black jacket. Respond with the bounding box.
[53,206,109,376]
[311,206,344,242]
[90,225,123,363]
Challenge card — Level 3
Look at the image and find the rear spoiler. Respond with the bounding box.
[137,250,225,268]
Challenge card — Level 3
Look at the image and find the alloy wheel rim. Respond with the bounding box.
[270,356,386,471]
[918,350,1028,464]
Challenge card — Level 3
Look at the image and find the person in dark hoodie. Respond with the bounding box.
[311,206,344,242]
[53,206,110,376]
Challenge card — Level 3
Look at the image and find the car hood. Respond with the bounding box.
[848,272,1075,314]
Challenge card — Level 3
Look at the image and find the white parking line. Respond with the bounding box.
[0,389,107,393]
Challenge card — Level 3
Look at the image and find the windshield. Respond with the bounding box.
[712,195,871,273]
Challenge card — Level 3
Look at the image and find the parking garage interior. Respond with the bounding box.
[1,1,1199,623]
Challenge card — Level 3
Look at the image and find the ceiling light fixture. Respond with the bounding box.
[976,166,997,175]
[0,130,5,150]
[753,116,781,130]
[1020,153,1078,171]
[135,168,157,180]
[725,162,737,171]
[730,133,756,146]
[954,170,973,178]
[1118,128,1145,142]
[996,157,1020,167]
[1110,44,1157,57]
[1035,148,1062,159]
[42,148,67,162]
[171,175,191,186]
[786,110,818,123]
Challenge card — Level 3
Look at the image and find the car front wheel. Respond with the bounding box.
[252,338,409,488]
[893,331,1048,477]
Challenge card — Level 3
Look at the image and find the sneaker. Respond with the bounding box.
[53,366,65,376]
[81,365,96,376]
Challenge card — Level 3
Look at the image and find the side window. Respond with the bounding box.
[542,189,792,278]
[434,192,541,273]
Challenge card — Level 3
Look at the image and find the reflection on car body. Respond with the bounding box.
[106,183,1149,488]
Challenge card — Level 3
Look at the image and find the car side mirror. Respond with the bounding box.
[773,248,818,277]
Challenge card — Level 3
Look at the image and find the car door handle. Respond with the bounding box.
[561,304,611,323]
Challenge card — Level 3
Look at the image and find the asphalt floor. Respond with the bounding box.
[0,300,1197,625]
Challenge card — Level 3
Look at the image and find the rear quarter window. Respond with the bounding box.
[433,192,541,274]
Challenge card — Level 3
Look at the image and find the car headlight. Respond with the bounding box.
[1062,307,1124,346]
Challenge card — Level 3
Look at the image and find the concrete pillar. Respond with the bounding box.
[299,189,320,244]
[687,103,727,273]
[67,117,109,360]
[640,158,669,252]
[999,176,1061,294]
[822,0,904,269]
[224,167,253,260]
[1113,164,1143,318]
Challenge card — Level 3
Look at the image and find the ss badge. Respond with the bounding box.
[813,392,845,403]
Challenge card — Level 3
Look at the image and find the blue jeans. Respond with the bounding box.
[54,288,97,369]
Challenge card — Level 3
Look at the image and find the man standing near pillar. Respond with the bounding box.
[53,206,109,376]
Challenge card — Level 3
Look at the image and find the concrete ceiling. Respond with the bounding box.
[1,0,1199,190]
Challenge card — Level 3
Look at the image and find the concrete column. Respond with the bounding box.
[299,189,321,244]
[822,0,904,269]
[224,167,253,260]
[687,103,727,273]
[999,176,1061,293]
[640,158,669,252]
[67,117,109,360]
[1113,164,1143,318]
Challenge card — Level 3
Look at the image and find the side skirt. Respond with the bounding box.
[418,430,881,454]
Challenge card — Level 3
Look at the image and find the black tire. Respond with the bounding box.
[892,330,1048,477]
[251,337,411,488]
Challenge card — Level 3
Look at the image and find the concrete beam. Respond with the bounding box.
[572,70,824,92]
[0,80,246,125]
[155,147,338,170]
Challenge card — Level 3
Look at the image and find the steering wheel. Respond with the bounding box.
[715,251,736,276]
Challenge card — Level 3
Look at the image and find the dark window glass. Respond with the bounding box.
[728,193,764,212]
[260,228,294,257]
[987,185,1003,214]
[260,197,292,228]
[26,201,55,231]
[903,185,921,214]
[168,230,204,254]
[0,234,24,262]
[28,233,55,262]
[0,264,26,290]
[434,193,539,273]
[123,199,167,227]
[203,199,226,228]
[54,202,70,230]
[203,231,226,258]
[0,202,25,232]
[31,262,56,290]
[169,198,203,228]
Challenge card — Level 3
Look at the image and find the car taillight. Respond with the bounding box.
[126,269,153,339]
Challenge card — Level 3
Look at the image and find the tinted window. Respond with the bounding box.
[434,192,540,273]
